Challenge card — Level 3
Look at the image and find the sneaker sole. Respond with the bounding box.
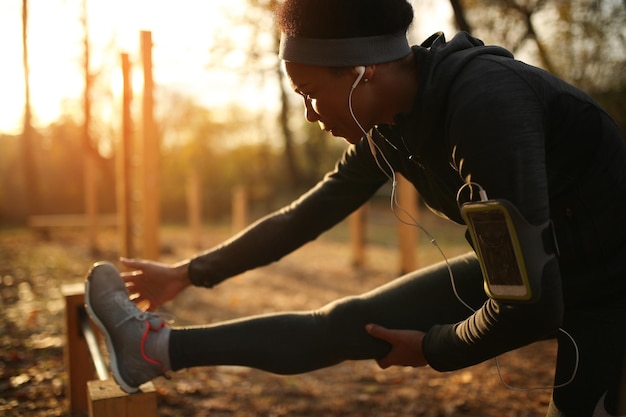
[84,264,140,394]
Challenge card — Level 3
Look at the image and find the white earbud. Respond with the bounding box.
[352,66,366,89]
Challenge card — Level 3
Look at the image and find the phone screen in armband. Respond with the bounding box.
[461,200,534,302]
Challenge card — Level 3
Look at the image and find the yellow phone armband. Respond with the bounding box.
[461,199,556,303]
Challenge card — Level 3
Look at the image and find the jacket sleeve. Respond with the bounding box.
[422,56,564,371]
[187,140,389,288]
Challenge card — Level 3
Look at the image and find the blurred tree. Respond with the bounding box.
[40,116,116,216]
[451,0,625,133]
[449,0,472,32]
[0,121,116,225]
[81,0,101,254]
[0,134,25,223]
[157,89,245,222]
[0,115,116,222]
[20,0,41,218]
[211,0,318,189]
[39,118,87,214]
[457,0,626,92]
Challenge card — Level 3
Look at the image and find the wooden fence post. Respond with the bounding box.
[232,185,248,232]
[396,174,419,274]
[187,170,202,250]
[140,30,160,261]
[349,205,367,268]
[117,52,134,259]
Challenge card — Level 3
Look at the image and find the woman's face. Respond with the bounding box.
[284,61,373,144]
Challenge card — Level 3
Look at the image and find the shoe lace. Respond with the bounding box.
[115,308,175,329]
[117,310,175,375]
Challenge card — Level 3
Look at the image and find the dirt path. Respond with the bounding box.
[0,227,556,416]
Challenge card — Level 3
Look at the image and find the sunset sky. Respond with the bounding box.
[0,0,452,135]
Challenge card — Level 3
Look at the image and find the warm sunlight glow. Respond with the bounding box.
[413,0,454,41]
[0,3,26,133]
[0,46,25,133]
[0,0,247,134]
[0,1,85,133]
[109,65,145,100]
[0,0,451,135]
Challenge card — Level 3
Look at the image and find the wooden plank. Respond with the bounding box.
[88,379,157,417]
[28,214,117,228]
[63,283,96,416]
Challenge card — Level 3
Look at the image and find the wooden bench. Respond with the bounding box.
[29,214,118,239]
[63,283,157,417]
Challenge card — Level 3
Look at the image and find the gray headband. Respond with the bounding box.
[279,32,411,66]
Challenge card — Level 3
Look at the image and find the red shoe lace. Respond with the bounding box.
[140,319,168,374]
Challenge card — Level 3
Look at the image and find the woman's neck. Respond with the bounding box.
[375,53,419,124]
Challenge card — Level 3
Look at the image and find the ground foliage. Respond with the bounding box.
[0,222,557,416]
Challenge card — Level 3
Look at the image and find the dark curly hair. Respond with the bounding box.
[275,0,414,39]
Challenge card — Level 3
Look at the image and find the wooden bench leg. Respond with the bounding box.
[64,283,96,416]
[64,283,158,417]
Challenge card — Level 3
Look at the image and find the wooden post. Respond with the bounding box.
[82,0,98,256]
[187,170,202,250]
[140,30,160,260]
[349,205,367,268]
[232,185,248,232]
[84,150,98,255]
[396,174,419,274]
[117,52,134,258]
[63,283,96,416]
[88,380,157,417]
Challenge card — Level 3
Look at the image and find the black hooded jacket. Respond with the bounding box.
[188,32,626,371]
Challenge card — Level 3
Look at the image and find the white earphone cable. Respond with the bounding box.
[347,81,577,391]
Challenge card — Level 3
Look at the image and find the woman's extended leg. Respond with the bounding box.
[170,252,487,373]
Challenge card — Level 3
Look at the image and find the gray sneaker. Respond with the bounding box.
[85,261,167,393]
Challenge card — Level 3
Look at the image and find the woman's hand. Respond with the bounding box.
[120,258,192,312]
[365,324,428,369]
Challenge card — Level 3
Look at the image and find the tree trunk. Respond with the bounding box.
[274,30,302,188]
[82,0,99,254]
[21,0,40,218]
[449,0,472,33]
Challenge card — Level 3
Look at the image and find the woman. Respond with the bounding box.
[86,0,626,415]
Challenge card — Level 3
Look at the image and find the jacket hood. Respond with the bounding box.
[417,32,514,109]
[395,32,514,153]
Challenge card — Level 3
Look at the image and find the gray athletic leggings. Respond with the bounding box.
[169,252,626,416]
[170,253,485,372]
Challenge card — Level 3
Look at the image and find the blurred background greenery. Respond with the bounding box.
[1,0,624,227]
